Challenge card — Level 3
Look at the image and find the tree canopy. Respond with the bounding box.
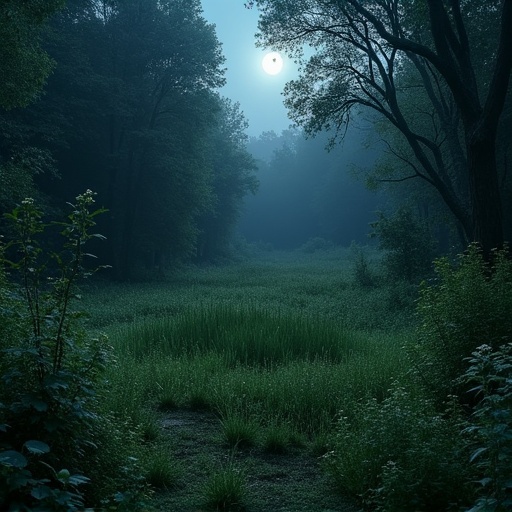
[0,0,257,278]
[249,0,512,256]
[0,0,65,109]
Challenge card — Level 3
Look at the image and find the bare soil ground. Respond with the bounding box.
[151,409,362,512]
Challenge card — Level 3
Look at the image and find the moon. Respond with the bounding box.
[262,52,283,75]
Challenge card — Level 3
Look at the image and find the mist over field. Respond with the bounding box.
[1,1,511,511]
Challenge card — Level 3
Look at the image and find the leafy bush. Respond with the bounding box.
[460,344,512,512]
[324,384,471,511]
[0,193,148,509]
[412,244,512,399]
[371,208,435,282]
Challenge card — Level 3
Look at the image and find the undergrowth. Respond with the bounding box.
[0,193,149,510]
[82,245,512,511]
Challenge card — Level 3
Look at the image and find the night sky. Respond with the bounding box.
[200,0,299,136]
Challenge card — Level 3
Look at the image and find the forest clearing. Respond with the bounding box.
[1,0,511,510]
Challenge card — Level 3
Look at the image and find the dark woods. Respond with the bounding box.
[0,0,257,280]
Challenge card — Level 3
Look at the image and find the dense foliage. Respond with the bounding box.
[0,193,148,509]
[370,207,436,282]
[413,244,512,399]
[326,245,512,511]
[0,0,257,279]
[0,0,65,109]
[249,0,512,256]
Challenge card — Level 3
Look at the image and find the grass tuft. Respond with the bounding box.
[203,462,247,511]
[145,449,181,490]
[220,414,260,449]
[262,420,291,454]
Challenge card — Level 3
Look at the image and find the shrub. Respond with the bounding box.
[412,244,512,399]
[324,383,470,511]
[0,193,148,509]
[371,208,435,282]
[460,344,512,511]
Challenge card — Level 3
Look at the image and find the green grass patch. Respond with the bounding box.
[203,461,247,511]
[102,328,409,439]
[109,303,358,366]
[83,248,417,510]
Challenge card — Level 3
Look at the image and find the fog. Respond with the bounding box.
[2,3,512,510]
[1,0,511,278]
[239,126,381,249]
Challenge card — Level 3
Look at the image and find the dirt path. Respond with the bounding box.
[151,409,362,512]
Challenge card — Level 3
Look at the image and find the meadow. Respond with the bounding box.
[0,139,508,512]
[4,234,508,511]
[82,246,419,510]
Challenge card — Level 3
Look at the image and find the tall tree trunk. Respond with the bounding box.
[466,122,504,255]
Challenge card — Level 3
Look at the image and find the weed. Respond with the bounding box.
[220,414,259,449]
[203,461,247,511]
[460,344,512,511]
[0,193,149,509]
[145,449,181,490]
[324,383,471,511]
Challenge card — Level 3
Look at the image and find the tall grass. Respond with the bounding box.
[102,329,408,438]
[109,303,359,365]
[89,248,414,442]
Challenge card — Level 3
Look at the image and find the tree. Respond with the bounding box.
[0,0,65,109]
[9,0,228,277]
[196,98,258,261]
[0,0,64,213]
[249,0,512,256]
[1,0,257,278]
[86,0,226,276]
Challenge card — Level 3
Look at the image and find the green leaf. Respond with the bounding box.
[0,450,28,468]
[476,477,493,487]
[31,485,53,500]
[43,374,69,390]
[56,468,70,482]
[8,468,36,490]
[24,440,50,455]
[22,395,48,412]
[68,474,90,486]
[470,446,488,463]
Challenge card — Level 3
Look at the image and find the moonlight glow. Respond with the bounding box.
[262,52,283,75]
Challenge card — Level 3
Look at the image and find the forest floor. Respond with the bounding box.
[151,408,361,512]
